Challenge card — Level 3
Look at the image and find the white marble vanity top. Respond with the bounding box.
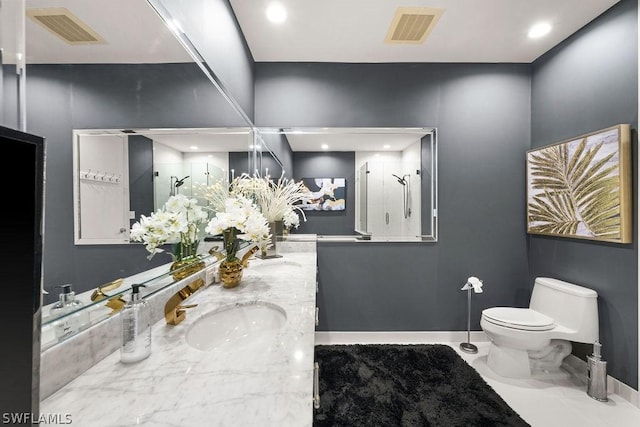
[41,251,317,427]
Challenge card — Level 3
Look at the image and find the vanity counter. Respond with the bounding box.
[41,251,317,426]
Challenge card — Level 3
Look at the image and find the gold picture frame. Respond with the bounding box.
[526,124,632,243]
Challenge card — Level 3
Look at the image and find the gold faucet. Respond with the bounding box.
[91,278,127,314]
[164,278,205,325]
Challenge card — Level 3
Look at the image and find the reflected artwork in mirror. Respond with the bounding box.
[254,127,438,242]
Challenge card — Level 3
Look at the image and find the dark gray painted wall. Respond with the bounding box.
[259,132,293,178]
[26,63,248,303]
[128,135,154,224]
[292,152,356,235]
[255,62,532,335]
[153,0,255,120]
[530,0,638,388]
[229,151,251,180]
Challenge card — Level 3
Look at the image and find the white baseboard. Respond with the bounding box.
[564,354,639,409]
[314,330,489,345]
[314,331,639,409]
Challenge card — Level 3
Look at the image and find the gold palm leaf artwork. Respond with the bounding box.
[526,124,632,243]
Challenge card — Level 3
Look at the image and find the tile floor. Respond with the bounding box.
[450,341,640,427]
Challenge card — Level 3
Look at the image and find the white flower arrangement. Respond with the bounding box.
[130,194,208,259]
[233,172,311,225]
[204,196,270,261]
[283,208,301,229]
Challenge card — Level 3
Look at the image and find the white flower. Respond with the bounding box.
[205,195,270,250]
[130,194,209,259]
[229,173,311,223]
[283,208,301,229]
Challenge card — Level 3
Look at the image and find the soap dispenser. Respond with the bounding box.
[586,340,608,402]
[120,284,151,363]
[50,284,88,340]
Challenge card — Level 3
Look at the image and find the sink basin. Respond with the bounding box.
[185,301,286,351]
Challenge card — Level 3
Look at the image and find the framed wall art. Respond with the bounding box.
[526,124,632,243]
[299,177,346,211]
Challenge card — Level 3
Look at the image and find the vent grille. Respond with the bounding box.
[26,8,105,45]
[385,7,444,44]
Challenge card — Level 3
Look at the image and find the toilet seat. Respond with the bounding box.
[482,307,555,331]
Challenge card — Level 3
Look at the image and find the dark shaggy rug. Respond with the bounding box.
[313,344,530,427]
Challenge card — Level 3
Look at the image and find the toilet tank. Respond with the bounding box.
[530,277,599,343]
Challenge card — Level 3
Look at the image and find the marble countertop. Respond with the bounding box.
[41,251,317,427]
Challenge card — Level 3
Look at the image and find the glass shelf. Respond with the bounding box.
[40,240,251,350]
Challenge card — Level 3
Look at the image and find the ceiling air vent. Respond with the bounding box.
[385,7,444,44]
[26,7,105,45]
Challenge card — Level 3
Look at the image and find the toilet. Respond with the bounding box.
[480,277,598,378]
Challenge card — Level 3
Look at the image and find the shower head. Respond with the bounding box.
[392,174,406,186]
[175,176,190,188]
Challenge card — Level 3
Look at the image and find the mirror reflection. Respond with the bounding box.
[23,0,255,339]
[255,127,437,241]
[72,127,252,245]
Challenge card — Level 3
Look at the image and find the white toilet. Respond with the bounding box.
[480,277,598,378]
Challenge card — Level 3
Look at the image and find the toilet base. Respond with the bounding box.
[487,339,572,379]
[487,343,532,378]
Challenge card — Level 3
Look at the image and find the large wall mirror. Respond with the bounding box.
[255,127,438,242]
[72,127,251,244]
[21,0,255,348]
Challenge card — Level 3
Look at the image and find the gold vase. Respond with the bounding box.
[170,257,205,281]
[218,246,260,288]
[218,259,244,288]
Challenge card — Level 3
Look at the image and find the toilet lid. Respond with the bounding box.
[482,307,555,331]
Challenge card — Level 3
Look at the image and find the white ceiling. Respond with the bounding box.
[17,0,622,152]
[229,0,621,63]
[282,128,432,152]
[24,0,192,64]
[20,0,621,64]
[75,128,252,153]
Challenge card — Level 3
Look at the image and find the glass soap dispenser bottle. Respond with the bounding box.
[120,284,151,363]
[50,284,88,340]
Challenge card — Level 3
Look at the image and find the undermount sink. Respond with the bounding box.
[185,301,287,351]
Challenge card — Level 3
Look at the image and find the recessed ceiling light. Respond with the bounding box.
[266,2,287,24]
[383,144,391,149]
[189,145,198,150]
[321,144,329,150]
[528,22,551,39]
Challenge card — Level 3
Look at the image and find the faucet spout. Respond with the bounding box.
[241,245,260,267]
[164,278,205,325]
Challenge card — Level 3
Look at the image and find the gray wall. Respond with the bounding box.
[292,151,356,235]
[152,0,255,120]
[26,63,247,303]
[259,132,293,179]
[128,135,154,225]
[229,151,251,180]
[255,62,532,335]
[530,0,638,388]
